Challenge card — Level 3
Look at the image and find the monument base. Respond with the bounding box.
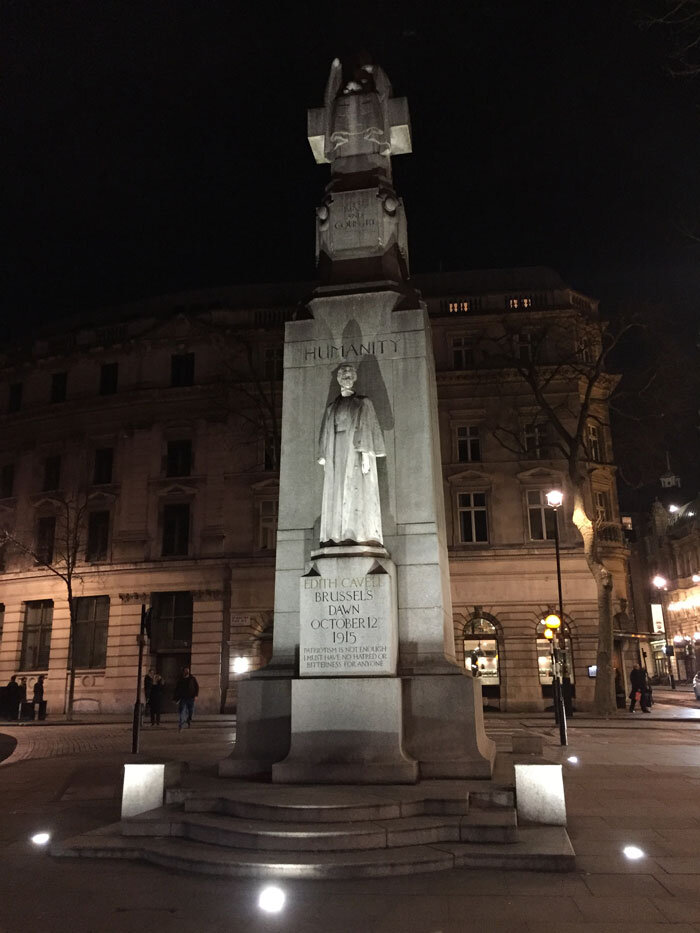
[402,671,497,779]
[218,678,291,778]
[272,677,418,784]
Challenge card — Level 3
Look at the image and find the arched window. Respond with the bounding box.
[536,619,575,685]
[463,616,500,686]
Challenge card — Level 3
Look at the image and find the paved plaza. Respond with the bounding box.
[1,696,700,932]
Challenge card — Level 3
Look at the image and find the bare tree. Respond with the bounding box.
[479,315,640,716]
[641,0,700,74]
[0,489,90,719]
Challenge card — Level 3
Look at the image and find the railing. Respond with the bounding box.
[597,522,625,546]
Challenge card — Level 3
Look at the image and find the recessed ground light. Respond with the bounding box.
[623,845,645,860]
[30,832,50,846]
[258,886,285,913]
[566,756,579,764]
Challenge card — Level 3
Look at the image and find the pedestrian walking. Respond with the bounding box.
[149,674,165,726]
[173,666,199,731]
[629,663,650,713]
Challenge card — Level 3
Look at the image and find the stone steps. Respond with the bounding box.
[54,826,574,878]
[122,806,518,850]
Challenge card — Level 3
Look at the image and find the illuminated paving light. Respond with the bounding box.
[623,845,645,860]
[30,832,50,846]
[258,886,285,913]
[567,756,579,764]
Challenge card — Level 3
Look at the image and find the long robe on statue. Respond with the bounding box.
[318,393,386,545]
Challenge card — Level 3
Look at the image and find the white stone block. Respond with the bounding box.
[514,763,567,826]
[121,764,166,819]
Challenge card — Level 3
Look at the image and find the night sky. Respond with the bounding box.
[4,0,700,328]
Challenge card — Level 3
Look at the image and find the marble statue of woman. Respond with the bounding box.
[318,363,386,545]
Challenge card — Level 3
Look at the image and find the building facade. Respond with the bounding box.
[0,269,631,714]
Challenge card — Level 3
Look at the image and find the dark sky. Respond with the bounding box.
[3,0,700,332]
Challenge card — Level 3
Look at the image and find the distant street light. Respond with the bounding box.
[652,575,675,689]
[546,489,567,746]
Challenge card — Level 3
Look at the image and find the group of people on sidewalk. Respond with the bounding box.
[1,674,45,721]
[143,666,199,731]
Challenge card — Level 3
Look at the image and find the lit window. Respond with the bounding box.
[522,297,532,308]
[463,616,500,684]
[536,619,574,684]
[456,425,481,463]
[594,490,612,523]
[509,298,519,309]
[448,300,470,314]
[586,424,603,462]
[527,489,557,540]
[457,492,488,543]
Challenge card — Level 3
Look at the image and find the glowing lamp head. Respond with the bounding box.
[232,656,249,675]
[652,575,667,590]
[30,832,50,846]
[692,574,700,584]
[673,634,684,644]
[544,613,562,630]
[546,489,563,509]
[623,845,645,860]
[669,504,679,513]
[543,628,554,641]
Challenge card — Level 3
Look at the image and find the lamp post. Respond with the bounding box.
[652,575,675,690]
[546,489,567,746]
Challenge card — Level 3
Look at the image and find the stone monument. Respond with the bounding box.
[221,54,496,782]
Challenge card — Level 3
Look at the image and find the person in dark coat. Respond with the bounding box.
[629,663,650,713]
[6,676,21,721]
[173,667,199,731]
[32,675,45,704]
[149,674,165,726]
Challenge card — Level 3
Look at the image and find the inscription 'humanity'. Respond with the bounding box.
[304,338,399,362]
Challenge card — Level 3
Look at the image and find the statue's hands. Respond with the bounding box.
[361,452,371,475]
[318,457,326,467]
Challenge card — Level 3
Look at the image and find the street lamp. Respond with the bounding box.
[546,489,567,746]
[652,575,675,689]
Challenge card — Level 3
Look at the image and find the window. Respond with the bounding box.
[1,463,14,498]
[99,362,119,395]
[524,422,548,459]
[166,440,192,477]
[263,346,284,381]
[93,448,114,485]
[36,516,56,564]
[86,511,110,561]
[594,490,612,523]
[463,617,500,685]
[151,591,193,650]
[73,596,109,668]
[448,300,471,314]
[171,352,195,387]
[258,498,278,550]
[456,425,481,463]
[507,296,533,310]
[50,372,67,403]
[43,455,61,491]
[513,331,533,362]
[527,489,557,540]
[20,600,53,670]
[451,336,474,369]
[536,619,574,684]
[586,423,604,462]
[457,492,488,543]
[162,503,190,556]
[8,382,22,413]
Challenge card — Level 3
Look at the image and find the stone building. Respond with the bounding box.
[0,268,631,714]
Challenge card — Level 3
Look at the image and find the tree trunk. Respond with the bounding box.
[569,483,616,717]
[66,593,76,721]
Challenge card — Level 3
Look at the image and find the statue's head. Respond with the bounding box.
[336,363,358,391]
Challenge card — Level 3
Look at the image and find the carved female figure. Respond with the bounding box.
[318,363,385,545]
